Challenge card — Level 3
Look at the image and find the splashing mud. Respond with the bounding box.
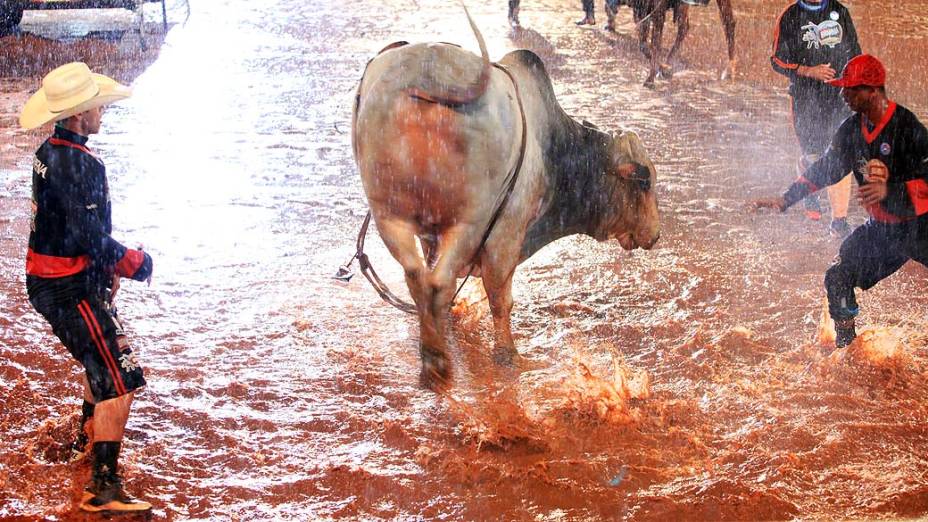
[1,0,927,520]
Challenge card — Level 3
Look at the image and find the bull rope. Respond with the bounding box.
[341,62,528,315]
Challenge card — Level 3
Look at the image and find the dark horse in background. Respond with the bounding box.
[607,0,737,88]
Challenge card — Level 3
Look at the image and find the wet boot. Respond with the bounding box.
[80,473,152,513]
[70,400,94,460]
[803,193,822,221]
[70,428,90,461]
[835,318,857,349]
[79,441,152,513]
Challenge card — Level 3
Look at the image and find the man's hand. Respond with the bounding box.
[138,244,153,286]
[752,196,787,212]
[110,273,121,302]
[858,181,888,206]
[799,63,836,82]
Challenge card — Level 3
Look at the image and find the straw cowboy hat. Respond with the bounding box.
[20,62,132,130]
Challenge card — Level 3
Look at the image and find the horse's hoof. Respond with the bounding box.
[720,60,737,80]
[419,346,451,390]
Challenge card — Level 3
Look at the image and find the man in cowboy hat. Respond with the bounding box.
[21,62,154,513]
[755,54,928,351]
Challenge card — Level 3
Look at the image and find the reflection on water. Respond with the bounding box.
[0,0,927,520]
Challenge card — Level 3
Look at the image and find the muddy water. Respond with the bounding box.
[1,0,927,520]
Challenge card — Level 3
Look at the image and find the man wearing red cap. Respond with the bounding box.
[771,0,861,236]
[755,54,928,350]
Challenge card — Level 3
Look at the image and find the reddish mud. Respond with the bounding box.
[1,0,927,520]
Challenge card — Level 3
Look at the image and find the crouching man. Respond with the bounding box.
[20,62,154,513]
[754,55,928,351]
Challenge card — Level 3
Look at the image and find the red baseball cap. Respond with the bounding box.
[828,54,886,88]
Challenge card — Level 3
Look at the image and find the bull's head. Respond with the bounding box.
[603,130,660,250]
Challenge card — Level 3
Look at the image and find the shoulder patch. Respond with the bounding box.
[33,157,48,179]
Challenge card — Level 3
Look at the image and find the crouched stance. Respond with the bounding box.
[756,55,928,350]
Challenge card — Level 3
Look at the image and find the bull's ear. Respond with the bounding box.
[613,162,652,191]
[614,162,638,179]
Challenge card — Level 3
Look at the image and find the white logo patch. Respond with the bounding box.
[801,20,844,49]
[119,351,140,372]
[880,142,891,156]
[33,157,48,179]
[830,10,839,21]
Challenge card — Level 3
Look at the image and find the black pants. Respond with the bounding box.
[825,215,928,320]
[791,93,849,157]
[29,277,146,402]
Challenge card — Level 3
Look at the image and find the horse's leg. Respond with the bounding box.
[635,2,652,58]
[716,0,737,78]
[644,2,667,88]
[662,3,689,78]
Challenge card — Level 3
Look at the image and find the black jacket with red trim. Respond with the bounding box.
[26,126,152,295]
[771,0,860,101]
[783,102,928,222]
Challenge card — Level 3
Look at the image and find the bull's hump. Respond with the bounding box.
[399,43,486,94]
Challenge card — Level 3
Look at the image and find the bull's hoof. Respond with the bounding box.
[492,345,520,367]
[658,64,673,79]
[419,346,451,391]
[643,77,656,89]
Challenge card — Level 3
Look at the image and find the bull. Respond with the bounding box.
[351,9,660,389]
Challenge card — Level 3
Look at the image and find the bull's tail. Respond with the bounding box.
[406,2,491,106]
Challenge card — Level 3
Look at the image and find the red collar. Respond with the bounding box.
[48,137,96,157]
[861,101,897,144]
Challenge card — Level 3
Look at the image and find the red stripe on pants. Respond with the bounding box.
[77,300,127,396]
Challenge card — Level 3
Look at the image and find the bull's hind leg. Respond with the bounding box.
[373,216,450,388]
[424,222,488,364]
[480,259,518,365]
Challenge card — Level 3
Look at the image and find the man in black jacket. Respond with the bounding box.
[755,55,928,351]
[20,62,154,513]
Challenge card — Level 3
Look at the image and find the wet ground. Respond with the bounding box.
[1,0,927,520]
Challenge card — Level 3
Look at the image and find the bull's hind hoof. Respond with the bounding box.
[643,78,656,89]
[492,345,519,366]
[659,64,673,79]
[419,346,451,391]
